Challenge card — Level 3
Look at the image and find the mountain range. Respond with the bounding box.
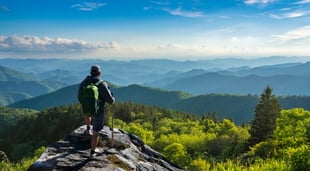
[1,57,309,103]
[0,65,65,105]
[162,71,310,95]
[1,56,310,123]
[1,56,309,86]
[8,83,310,124]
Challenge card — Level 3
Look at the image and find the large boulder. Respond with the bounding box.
[28,125,184,171]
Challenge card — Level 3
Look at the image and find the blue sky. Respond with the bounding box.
[0,0,310,60]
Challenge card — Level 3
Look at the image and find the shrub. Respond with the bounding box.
[189,158,211,171]
[288,145,310,171]
[249,139,276,159]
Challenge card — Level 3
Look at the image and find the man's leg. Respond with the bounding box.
[90,112,104,156]
[91,131,99,153]
[85,115,91,131]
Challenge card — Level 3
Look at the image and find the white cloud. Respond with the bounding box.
[0,34,309,60]
[270,11,308,19]
[149,1,170,6]
[295,0,310,4]
[231,37,240,43]
[71,2,105,11]
[163,7,206,18]
[146,1,206,18]
[244,0,275,5]
[0,35,113,53]
[272,26,310,41]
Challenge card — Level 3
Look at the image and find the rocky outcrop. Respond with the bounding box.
[28,125,184,171]
[0,150,9,163]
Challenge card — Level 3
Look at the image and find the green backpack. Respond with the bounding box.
[80,80,103,115]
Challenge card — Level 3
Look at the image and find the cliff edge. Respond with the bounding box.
[28,125,184,171]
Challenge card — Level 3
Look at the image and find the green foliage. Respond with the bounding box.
[110,102,251,169]
[249,86,281,146]
[248,108,310,170]
[0,104,83,161]
[274,108,310,148]
[110,102,309,170]
[288,145,310,171]
[1,102,310,170]
[163,143,190,168]
[10,143,34,161]
[249,139,276,159]
[0,107,37,130]
[0,146,45,171]
[189,158,211,171]
[126,123,155,145]
[206,119,250,159]
[272,108,310,171]
[248,158,289,171]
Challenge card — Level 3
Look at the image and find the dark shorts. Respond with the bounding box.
[92,112,104,132]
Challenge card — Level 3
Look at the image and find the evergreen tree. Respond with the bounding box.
[249,86,281,146]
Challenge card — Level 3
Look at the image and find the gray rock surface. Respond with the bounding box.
[28,125,184,171]
[0,150,9,163]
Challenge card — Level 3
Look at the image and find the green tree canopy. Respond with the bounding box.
[249,86,281,146]
[274,108,310,148]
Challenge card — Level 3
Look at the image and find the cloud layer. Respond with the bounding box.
[0,32,308,59]
[273,25,310,41]
[71,2,105,11]
[0,35,114,53]
[164,7,206,18]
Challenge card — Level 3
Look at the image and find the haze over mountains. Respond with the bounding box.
[0,65,64,105]
[1,56,309,97]
[1,56,309,123]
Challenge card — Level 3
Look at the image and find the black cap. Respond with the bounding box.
[90,65,101,76]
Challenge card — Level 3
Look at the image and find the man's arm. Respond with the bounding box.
[77,80,85,102]
[100,81,115,104]
[77,83,82,101]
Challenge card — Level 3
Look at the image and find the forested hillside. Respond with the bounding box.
[9,84,310,124]
[0,65,64,105]
[0,103,309,170]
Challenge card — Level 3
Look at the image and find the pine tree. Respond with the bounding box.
[249,86,281,146]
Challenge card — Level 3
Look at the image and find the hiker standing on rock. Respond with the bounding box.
[78,65,115,157]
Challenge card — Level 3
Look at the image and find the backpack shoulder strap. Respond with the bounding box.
[94,80,104,86]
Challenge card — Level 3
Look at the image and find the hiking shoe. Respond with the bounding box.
[89,150,96,158]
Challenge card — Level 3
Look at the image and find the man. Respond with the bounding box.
[78,65,115,157]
